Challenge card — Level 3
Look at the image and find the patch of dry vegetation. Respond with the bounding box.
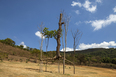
[0,42,32,58]
[0,61,116,77]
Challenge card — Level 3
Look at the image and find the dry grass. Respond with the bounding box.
[0,61,116,77]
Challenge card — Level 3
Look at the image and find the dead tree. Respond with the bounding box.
[62,13,70,74]
[38,22,44,72]
[56,13,64,59]
[56,13,64,73]
[71,29,82,74]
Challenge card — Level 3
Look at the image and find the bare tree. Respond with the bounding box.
[38,22,44,72]
[57,13,64,73]
[62,13,70,74]
[71,29,82,74]
[56,13,64,59]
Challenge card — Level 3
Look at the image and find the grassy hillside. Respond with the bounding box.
[0,42,55,63]
[0,38,116,69]
[0,42,42,63]
[0,42,31,57]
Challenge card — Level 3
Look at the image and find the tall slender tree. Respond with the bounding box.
[38,22,44,72]
[62,13,71,74]
[71,29,82,74]
[43,27,54,71]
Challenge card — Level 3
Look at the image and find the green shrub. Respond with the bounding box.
[110,64,113,67]
[26,59,29,63]
[111,58,116,64]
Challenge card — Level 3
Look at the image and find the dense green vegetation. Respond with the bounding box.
[64,48,116,65]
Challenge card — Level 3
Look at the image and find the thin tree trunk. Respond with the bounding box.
[73,39,75,74]
[63,26,66,74]
[45,60,47,71]
[40,31,44,72]
[45,38,49,72]
[40,24,43,72]
[62,13,70,74]
[62,26,65,74]
[73,49,75,74]
[58,59,60,73]
[63,49,65,74]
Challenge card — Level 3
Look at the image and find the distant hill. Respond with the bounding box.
[63,48,116,58]
[64,48,105,54]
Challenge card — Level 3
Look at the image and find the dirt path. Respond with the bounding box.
[0,61,116,77]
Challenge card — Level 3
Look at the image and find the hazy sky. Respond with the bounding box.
[1,0,116,51]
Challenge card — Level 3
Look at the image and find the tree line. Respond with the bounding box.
[64,48,116,65]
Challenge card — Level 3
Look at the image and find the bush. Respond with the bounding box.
[0,38,15,46]
[26,59,29,63]
[111,58,116,64]
[110,64,113,67]
[91,59,97,63]
[102,57,111,63]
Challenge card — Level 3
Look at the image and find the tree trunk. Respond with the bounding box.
[73,49,75,74]
[40,34,44,72]
[58,59,60,73]
[56,13,64,59]
[56,13,64,73]
[45,38,49,72]
[45,60,47,71]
